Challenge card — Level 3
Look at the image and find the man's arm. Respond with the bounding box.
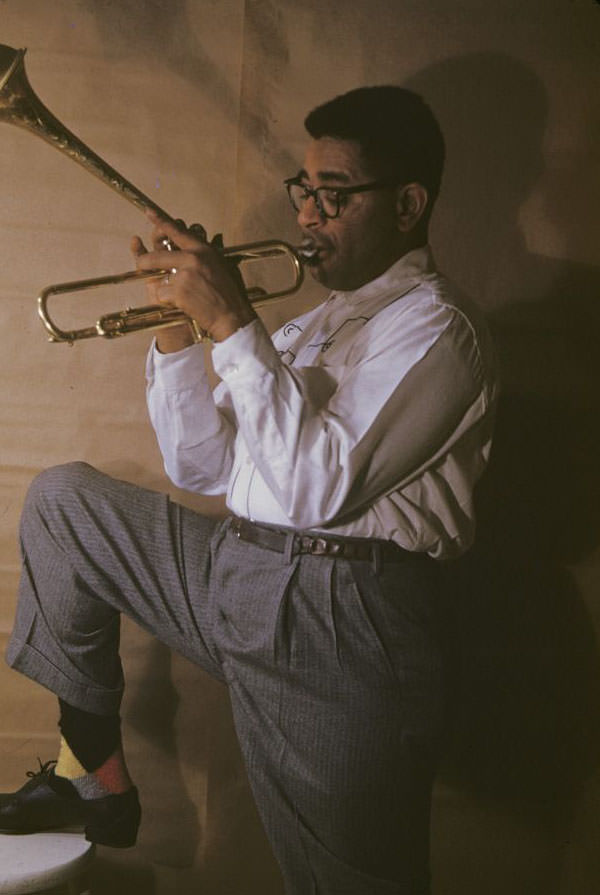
[206,302,493,529]
[137,218,494,527]
[145,337,239,495]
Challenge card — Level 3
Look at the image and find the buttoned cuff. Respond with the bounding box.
[211,319,279,382]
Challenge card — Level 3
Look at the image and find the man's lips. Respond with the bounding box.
[300,238,330,265]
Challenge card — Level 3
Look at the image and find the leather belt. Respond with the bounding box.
[229,516,423,563]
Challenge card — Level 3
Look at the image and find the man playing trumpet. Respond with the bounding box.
[2,86,497,894]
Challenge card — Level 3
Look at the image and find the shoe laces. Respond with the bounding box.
[26,758,57,779]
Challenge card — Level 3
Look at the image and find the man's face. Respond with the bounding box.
[295,137,405,292]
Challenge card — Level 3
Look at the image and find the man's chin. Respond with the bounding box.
[306,257,339,289]
[307,263,328,285]
[308,264,354,291]
[304,251,361,291]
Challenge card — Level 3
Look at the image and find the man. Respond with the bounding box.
[1,87,497,893]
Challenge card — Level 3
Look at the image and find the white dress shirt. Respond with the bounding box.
[146,246,498,558]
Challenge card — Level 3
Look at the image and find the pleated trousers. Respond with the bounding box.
[6,462,447,894]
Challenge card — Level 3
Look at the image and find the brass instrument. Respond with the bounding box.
[36,240,307,344]
[0,44,314,343]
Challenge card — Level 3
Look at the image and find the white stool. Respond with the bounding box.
[0,832,95,895]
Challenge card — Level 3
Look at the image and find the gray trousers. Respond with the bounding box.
[6,462,447,894]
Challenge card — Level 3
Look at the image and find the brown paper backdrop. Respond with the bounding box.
[1,1,599,892]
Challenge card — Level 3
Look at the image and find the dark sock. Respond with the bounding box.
[56,699,133,797]
[58,698,121,772]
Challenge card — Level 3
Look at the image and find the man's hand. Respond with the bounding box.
[131,212,258,352]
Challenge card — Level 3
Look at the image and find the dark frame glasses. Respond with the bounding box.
[284,176,400,219]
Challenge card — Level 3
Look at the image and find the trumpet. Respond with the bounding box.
[0,44,315,343]
[37,240,313,344]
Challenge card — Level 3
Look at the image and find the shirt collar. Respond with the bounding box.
[330,245,436,307]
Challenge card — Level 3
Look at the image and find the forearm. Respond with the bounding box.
[146,340,236,494]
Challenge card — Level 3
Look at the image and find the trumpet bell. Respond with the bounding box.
[0,44,167,217]
[2,43,314,343]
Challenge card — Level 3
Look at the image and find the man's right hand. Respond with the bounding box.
[131,213,257,350]
[130,228,196,354]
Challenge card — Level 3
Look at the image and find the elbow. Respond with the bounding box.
[163,449,232,495]
[276,454,351,529]
[163,457,204,492]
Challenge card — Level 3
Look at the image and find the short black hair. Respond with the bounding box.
[304,86,445,213]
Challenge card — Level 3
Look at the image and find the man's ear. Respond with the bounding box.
[395,183,429,232]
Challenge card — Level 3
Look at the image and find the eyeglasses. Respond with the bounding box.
[284,176,399,220]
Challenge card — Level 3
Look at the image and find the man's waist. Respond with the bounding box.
[228,516,428,563]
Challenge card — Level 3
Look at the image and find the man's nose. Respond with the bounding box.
[297,194,323,228]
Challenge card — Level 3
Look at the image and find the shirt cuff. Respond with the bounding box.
[145,339,207,390]
[212,318,279,382]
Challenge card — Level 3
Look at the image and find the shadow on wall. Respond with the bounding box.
[80,0,298,177]
[406,54,600,804]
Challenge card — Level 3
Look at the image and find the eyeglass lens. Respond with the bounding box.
[287,183,340,218]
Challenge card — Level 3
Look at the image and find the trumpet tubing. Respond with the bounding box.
[37,241,307,344]
[0,43,315,343]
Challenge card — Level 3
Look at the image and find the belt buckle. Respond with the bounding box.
[298,535,327,555]
[311,537,330,556]
[299,536,343,557]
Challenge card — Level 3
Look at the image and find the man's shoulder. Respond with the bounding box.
[401,266,492,341]
[369,268,497,377]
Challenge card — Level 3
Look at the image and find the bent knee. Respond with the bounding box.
[23,462,99,521]
[27,461,98,498]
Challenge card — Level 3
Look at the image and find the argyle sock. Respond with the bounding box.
[55,699,133,799]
